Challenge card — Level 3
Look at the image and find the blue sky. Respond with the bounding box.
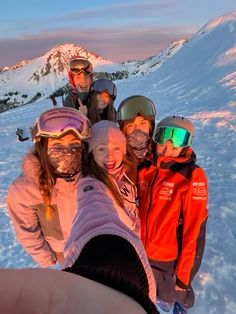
[0,0,235,67]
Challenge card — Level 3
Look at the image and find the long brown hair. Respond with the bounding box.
[87,92,116,125]
[84,152,124,208]
[34,138,57,221]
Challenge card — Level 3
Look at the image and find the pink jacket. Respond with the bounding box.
[63,176,156,303]
[7,151,78,267]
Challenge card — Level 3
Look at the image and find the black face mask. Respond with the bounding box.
[47,143,83,178]
[126,129,150,160]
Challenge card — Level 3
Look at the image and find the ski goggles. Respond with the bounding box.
[153,126,193,148]
[31,108,92,143]
[69,57,93,76]
[91,79,117,100]
[117,97,156,122]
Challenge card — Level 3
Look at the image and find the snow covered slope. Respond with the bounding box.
[0,10,236,314]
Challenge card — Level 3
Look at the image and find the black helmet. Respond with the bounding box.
[91,78,117,100]
[117,95,156,130]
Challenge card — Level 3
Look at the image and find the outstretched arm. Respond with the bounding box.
[0,268,147,314]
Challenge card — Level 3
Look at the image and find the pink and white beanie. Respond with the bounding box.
[88,120,126,154]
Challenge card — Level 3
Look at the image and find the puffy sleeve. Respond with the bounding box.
[6,178,56,267]
[64,178,134,265]
[63,177,157,303]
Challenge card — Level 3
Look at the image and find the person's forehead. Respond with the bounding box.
[96,142,120,148]
[97,91,110,96]
[127,116,150,124]
[134,115,148,121]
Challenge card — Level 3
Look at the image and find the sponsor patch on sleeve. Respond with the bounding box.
[83,185,94,193]
[193,187,207,197]
[192,183,207,200]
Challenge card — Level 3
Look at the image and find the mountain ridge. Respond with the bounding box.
[0,40,186,112]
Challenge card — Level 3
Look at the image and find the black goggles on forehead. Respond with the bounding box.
[117,98,156,122]
[69,58,93,75]
[91,79,117,100]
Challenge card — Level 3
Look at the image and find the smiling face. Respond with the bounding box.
[72,72,92,92]
[124,115,151,135]
[93,142,124,172]
[96,91,110,111]
[156,139,183,158]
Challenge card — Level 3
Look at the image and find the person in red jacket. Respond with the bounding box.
[138,116,208,314]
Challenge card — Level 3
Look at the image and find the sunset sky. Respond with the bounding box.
[0,0,235,67]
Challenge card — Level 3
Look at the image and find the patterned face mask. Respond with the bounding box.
[126,129,150,160]
[47,143,83,177]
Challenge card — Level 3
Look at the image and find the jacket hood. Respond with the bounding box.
[22,149,41,180]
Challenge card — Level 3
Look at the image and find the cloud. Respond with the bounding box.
[0,24,194,67]
[65,0,177,20]
[0,0,179,35]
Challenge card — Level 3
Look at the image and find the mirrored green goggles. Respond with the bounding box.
[153,126,193,148]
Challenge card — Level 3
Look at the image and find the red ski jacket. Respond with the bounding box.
[138,148,208,288]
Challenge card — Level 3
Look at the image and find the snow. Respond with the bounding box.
[1,10,236,314]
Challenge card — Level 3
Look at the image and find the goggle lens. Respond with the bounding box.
[118,97,156,122]
[31,108,92,142]
[92,79,117,99]
[153,126,193,147]
[69,58,93,75]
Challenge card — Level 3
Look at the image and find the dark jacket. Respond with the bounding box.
[63,88,89,110]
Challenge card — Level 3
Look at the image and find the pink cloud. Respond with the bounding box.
[0,24,194,67]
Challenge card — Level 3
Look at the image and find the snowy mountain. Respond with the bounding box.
[123,39,187,77]
[0,10,236,314]
[116,10,236,116]
[0,43,127,112]
[0,40,186,112]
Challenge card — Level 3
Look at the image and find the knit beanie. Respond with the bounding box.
[88,120,127,154]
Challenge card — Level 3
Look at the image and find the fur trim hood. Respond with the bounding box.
[22,148,41,180]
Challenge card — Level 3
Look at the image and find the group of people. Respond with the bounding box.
[3,56,208,314]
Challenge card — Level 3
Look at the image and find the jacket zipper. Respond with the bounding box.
[144,169,158,249]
